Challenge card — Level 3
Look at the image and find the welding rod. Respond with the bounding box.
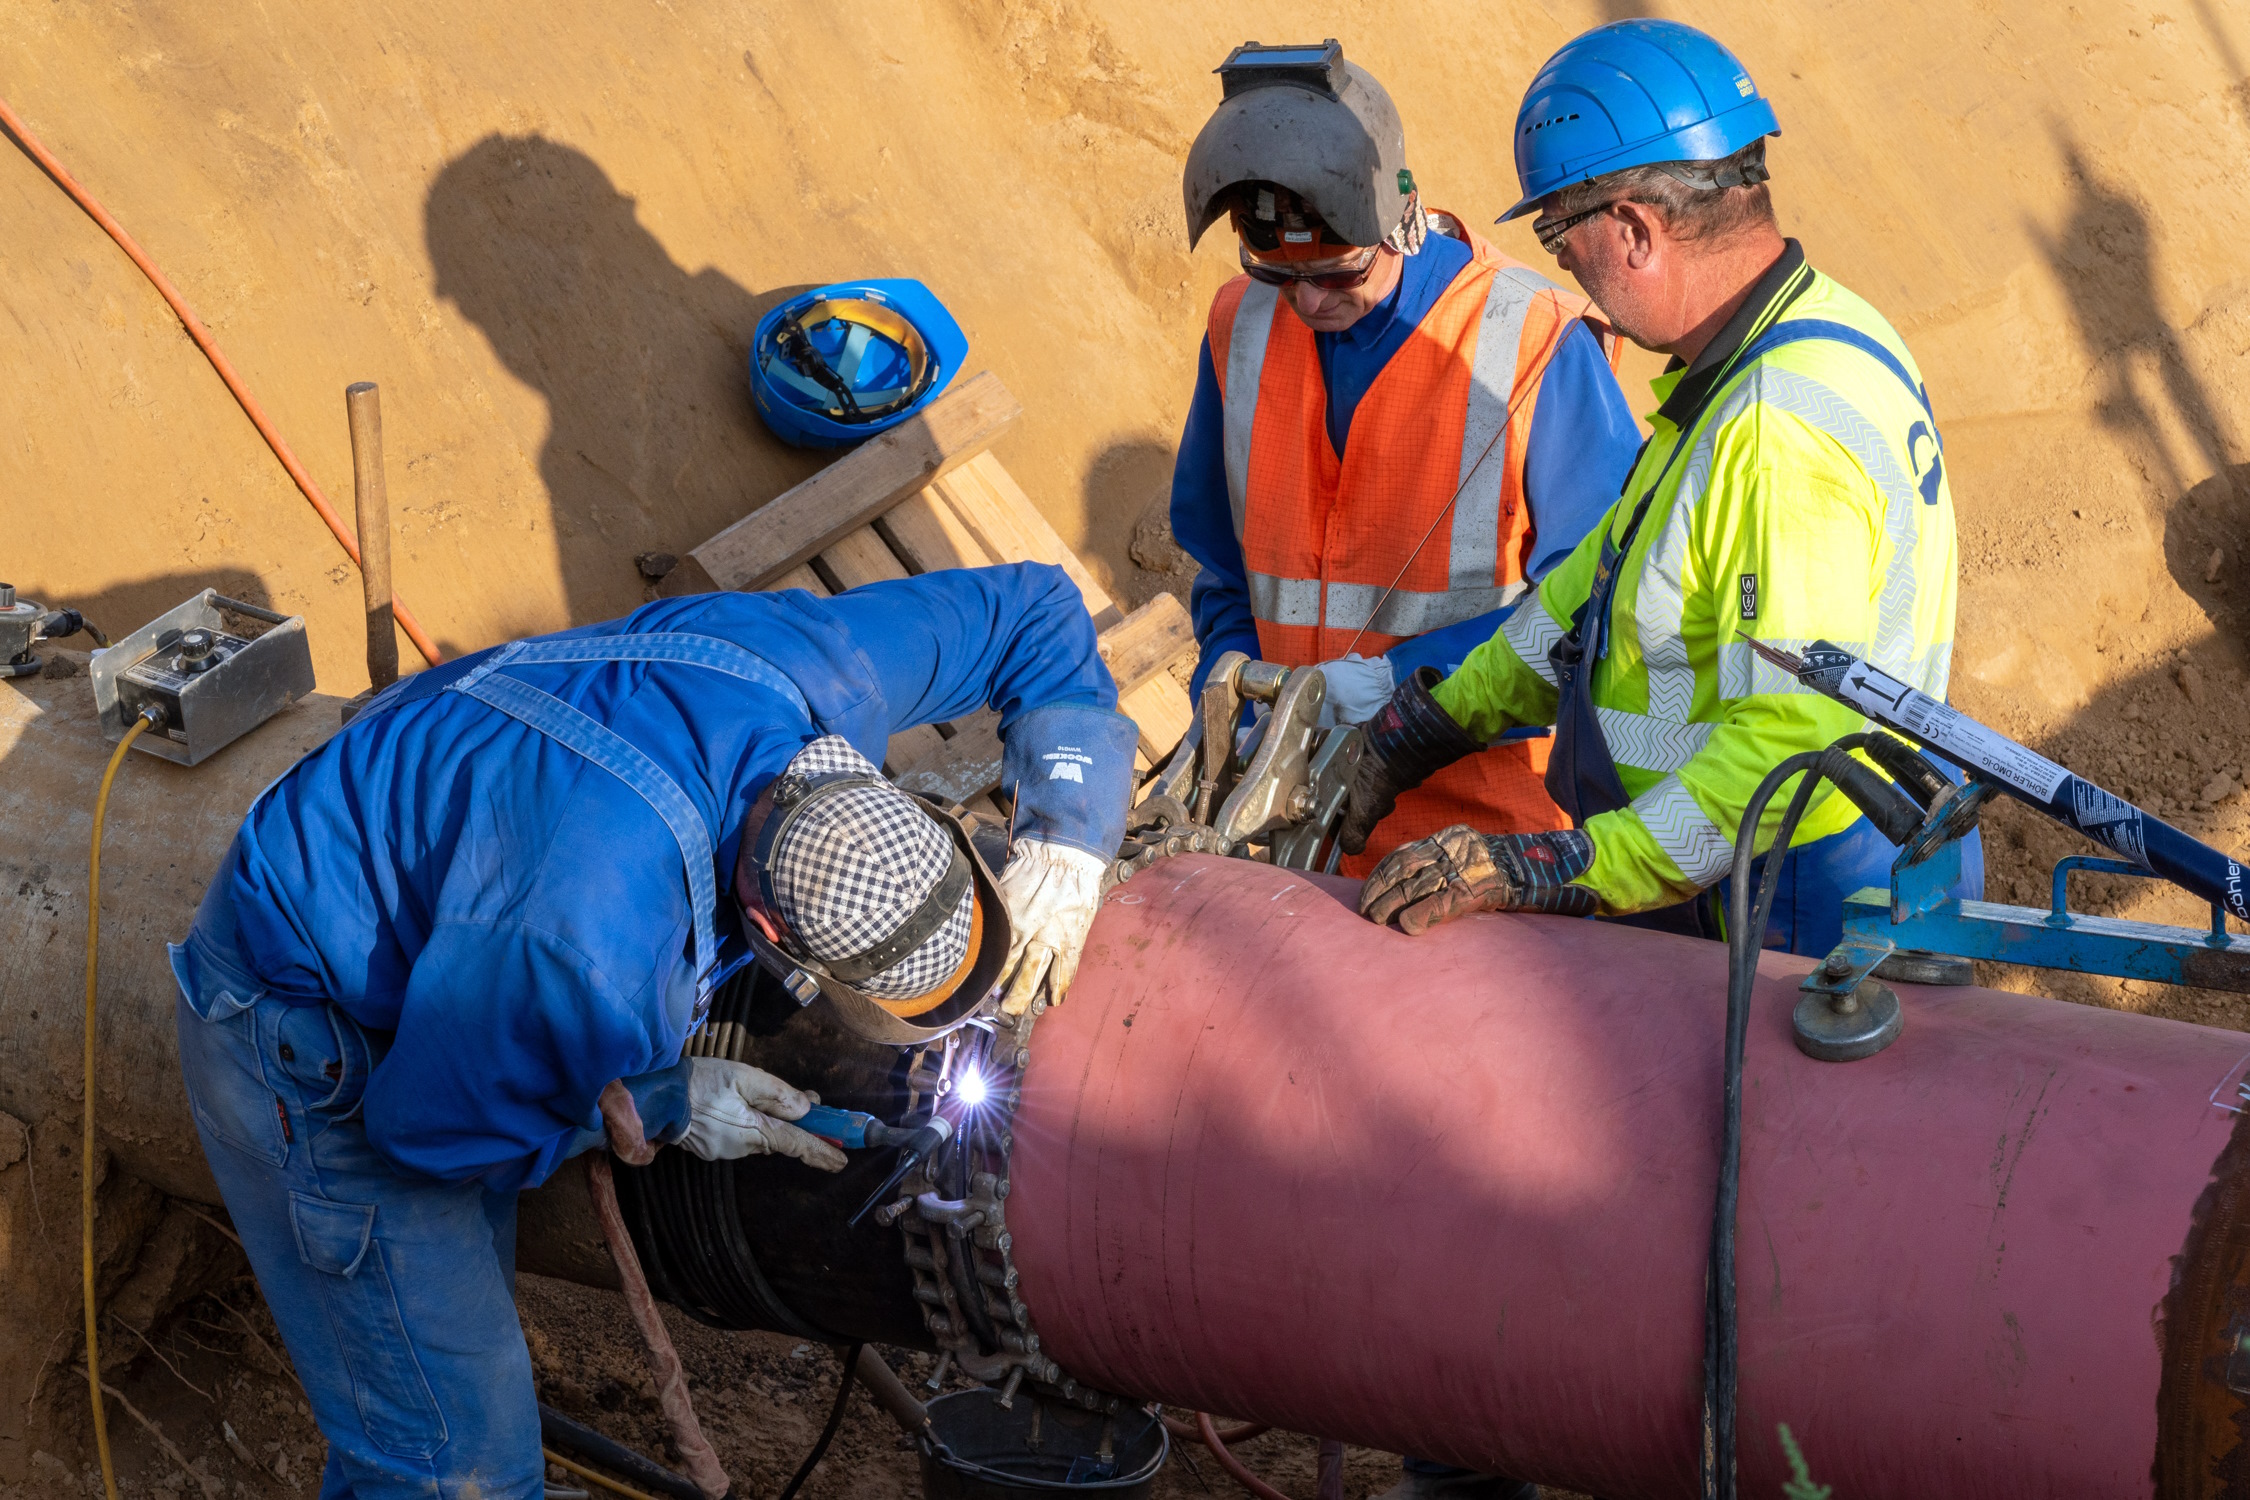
[345,382,398,692]
[1753,638,2247,921]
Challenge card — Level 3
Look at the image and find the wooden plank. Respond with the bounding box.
[928,452,1197,762]
[1119,677,1192,763]
[691,371,1023,590]
[805,525,948,773]
[928,453,1122,626]
[876,488,998,573]
[815,526,913,591]
[1097,593,1194,699]
[766,563,827,594]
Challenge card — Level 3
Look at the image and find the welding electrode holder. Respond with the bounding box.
[849,1114,954,1227]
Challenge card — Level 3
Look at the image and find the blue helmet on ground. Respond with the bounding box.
[1497,20,1779,222]
[750,279,969,449]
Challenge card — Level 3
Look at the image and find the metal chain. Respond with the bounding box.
[876,821,1234,1414]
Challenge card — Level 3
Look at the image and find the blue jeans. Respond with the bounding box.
[172,923,540,1500]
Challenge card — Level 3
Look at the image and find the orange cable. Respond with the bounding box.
[0,93,444,667]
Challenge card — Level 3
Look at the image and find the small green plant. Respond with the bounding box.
[1776,1424,1832,1500]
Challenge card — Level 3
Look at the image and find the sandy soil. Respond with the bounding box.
[4,1269,1591,1500]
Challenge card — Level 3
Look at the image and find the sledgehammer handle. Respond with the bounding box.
[345,382,397,691]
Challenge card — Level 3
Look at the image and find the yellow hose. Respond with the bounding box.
[85,710,156,1500]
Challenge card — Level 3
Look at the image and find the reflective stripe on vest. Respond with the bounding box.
[1211,239,1582,659]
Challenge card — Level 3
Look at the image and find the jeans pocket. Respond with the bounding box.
[289,1193,449,1461]
[175,998,288,1168]
[272,1004,373,1121]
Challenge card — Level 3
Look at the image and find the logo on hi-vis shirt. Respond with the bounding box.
[1045,746,1091,784]
[1739,574,1758,621]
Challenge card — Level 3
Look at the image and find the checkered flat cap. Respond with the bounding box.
[768,737,973,999]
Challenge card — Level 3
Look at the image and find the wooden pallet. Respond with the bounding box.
[673,374,1196,805]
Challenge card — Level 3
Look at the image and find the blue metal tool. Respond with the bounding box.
[1744,639,2250,1060]
[796,1104,887,1150]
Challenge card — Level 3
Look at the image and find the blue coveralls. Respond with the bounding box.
[171,565,1136,1499]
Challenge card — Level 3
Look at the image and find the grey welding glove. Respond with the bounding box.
[681,1059,847,1170]
[1338,667,1486,854]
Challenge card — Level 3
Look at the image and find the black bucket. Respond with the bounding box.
[919,1389,1168,1498]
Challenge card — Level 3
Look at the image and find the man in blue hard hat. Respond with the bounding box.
[1344,20,1980,972]
[170,564,1134,1497]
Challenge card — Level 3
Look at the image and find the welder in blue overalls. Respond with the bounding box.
[169,563,1133,1498]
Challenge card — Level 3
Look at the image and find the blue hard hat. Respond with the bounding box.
[1497,20,1779,221]
[750,279,969,450]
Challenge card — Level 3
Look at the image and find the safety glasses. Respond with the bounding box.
[1238,242,1381,290]
[1533,199,1621,256]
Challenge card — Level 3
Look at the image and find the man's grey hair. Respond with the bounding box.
[1546,140,1775,242]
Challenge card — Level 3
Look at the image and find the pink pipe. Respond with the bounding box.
[1007,856,2250,1498]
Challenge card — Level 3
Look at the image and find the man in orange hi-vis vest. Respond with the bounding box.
[1171,40,1643,878]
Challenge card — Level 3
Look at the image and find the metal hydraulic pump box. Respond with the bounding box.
[91,590,314,765]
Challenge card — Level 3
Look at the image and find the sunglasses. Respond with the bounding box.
[1239,242,1382,291]
[1533,199,1621,256]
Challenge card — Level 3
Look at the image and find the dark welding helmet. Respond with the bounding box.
[1183,39,1412,251]
[735,768,1011,1047]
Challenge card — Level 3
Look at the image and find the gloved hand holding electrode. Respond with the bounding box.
[996,837,1111,1016]
[680,1058,848,1169]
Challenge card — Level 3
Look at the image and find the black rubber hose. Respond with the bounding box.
[1703,746,1838,1500]
[537,1403,705,1500]
[777,1341,865,1500]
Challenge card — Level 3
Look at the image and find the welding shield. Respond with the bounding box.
[735,773,1012,1047]
[1183,40,1410,251]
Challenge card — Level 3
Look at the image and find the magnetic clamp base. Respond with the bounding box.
[1872,949,1974,986]
[1793,980,1903,1062]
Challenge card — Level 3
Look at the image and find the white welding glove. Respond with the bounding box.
[1315,653,1395,729]
[996,838,1111,1017]
[681,1058,847,1171]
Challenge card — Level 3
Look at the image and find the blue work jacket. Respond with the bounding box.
[183,564,1133,1191]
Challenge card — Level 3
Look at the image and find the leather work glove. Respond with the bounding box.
[1338,666,1486,855]
[681,1058,848,1170]
[1360,826,1598,934]
[996,838,1111,1016]
[1314,652,1394,729]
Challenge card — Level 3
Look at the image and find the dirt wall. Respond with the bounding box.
[0,1,2240,695]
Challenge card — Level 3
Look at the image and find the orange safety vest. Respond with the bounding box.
[1205,215,1621,872]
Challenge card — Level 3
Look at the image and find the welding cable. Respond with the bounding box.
[775,1341,864,1500]
[82,706,161,1500]
[1195,1410,1296,1500]
[1702,735,1879,1500]
[0,93,444,668]
[1160,1413,1269,1446]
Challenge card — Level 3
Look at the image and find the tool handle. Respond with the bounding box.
[345,382,397,691]
[797,1104,879,1149]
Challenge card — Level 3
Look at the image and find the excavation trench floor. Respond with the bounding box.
[5,1270,1588,1500]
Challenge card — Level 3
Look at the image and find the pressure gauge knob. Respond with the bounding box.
[176,629,219,674]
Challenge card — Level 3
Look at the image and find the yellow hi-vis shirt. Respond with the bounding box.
[1432,261,1959,914]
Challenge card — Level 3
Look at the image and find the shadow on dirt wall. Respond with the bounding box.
[425,135,825,624]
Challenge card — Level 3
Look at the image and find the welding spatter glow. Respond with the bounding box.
[953,1064,990,1109]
